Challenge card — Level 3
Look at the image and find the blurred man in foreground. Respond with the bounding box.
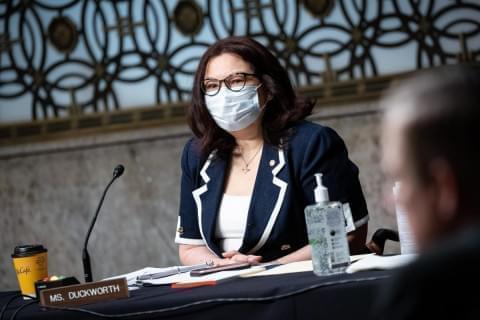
[374,65,480,319]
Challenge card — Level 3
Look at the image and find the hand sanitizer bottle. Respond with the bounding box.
[305,173,351,276]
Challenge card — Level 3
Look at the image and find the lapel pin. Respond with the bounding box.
[269,160,276,167]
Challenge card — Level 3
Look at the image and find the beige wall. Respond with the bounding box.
[0,101,398,290]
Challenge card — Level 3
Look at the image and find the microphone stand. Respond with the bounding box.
[83,165,124,283]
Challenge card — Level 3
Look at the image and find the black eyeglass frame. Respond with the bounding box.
[201,72,259,96]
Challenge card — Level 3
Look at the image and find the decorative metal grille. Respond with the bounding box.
[0,0,479,123]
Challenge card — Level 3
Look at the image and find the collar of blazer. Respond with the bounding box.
[191,144,288,256]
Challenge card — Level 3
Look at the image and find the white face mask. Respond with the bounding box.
[205,85,261,132]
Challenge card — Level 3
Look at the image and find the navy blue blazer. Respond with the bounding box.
[175,121,369,262]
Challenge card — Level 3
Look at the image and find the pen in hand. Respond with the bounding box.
[136,262,213,281]
[189,262,251,277]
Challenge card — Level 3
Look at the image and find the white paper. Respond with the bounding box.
[143,265,267,285]
[245,260,313,277]
[345,254,417,273]
[104,266,183,286]
[393,182,417,254]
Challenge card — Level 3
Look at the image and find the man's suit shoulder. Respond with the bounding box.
[374,225,480,320]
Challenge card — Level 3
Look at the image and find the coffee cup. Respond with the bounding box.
[12,244,48,298]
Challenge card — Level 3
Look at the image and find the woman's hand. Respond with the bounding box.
[222,250,262,264]
[179,245,262,266]
[179,244,224,266]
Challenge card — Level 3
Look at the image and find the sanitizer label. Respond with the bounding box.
[305,204,351,275]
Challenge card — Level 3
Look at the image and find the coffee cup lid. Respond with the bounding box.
[12,244,47,258]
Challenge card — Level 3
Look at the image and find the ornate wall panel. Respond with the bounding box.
[0,0,479,143]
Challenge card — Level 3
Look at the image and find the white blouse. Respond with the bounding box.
[214,193,251,252]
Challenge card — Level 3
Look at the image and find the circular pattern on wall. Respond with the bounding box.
[303,0,335,18]
[48,16,78,54]
[0,0,478,120]
[173,0,204,36]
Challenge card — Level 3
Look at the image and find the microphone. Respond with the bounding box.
[82,164,125,282]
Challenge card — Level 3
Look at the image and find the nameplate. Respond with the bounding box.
[39,278,129,307]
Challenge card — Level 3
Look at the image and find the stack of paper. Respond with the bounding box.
[243,260,313,277]
[345,254,417,273]
[243,254,373,277]
[105,265,268,288]
[170,265,267,288]
[105,253,415,290]
[104,267,175,286]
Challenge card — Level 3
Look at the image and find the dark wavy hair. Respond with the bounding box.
[187,36,314,159]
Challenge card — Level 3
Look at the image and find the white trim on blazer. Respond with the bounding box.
[248,149,287,253]
[191,156,216,254]
[187,149,288,255]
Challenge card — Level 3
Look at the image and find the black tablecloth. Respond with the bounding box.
[0,270,391,320]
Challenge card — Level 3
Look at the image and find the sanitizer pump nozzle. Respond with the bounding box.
[314,173,329,203]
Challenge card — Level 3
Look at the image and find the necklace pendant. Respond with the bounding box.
[242,166,250,174]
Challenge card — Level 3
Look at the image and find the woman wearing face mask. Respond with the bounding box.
[175,37,369,265]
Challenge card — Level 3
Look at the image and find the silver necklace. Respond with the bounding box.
[239,143,263,174]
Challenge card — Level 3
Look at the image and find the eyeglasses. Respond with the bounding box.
[201,72,258,96]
